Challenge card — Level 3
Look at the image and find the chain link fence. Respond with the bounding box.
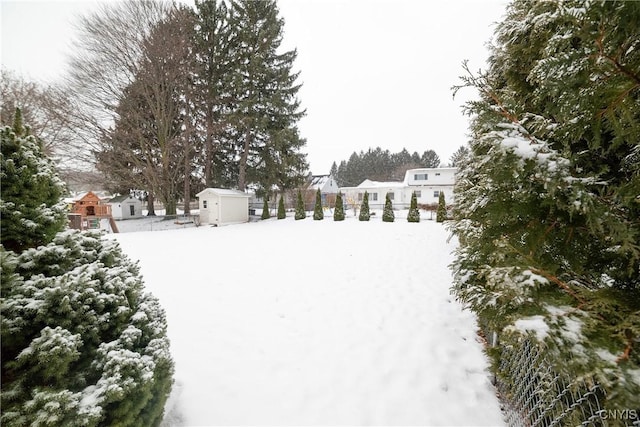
[486,334,639,427]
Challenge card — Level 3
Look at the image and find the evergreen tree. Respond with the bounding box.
[333,191,345,221]
[451,0,640,410]
[382,193,394,222]
[407,191,420,223]
[294,189,305,220]
[1,114,173,426]
[261,197,270,219]
[436,192,446,222]
[358,191,370,221]
[449,145,469,167]
[230,0,306,191]
[1,111,67,253]
[277,194,286,219]
[313,188,323,220]
[420,149,440,168]
[330,161,338,179]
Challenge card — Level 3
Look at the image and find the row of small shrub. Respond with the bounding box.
[261,189,447,223]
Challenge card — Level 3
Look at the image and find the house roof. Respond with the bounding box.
[357,179,405,189]
[196,188,251,197]
[309,175,329,189]
[72,191,111,202]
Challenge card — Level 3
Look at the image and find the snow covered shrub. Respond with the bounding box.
[451,0,639,410]
[382,193,394,222]
[333,191,345,221]
[0,114,67,252]
[1,113,173,426]
[407,191,420,223]
[1,231,174,426]
[277,195,286,219]
[294,189,305,220]
[313,189,323,220]
[261,198,271,220]
[436,192,446,223]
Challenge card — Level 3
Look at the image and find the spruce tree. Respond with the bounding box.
[313,188,323,220]
[1,114,174,425]
[261,197,271,219]
[230,0,306,191]
[1,110,67,252]
[436,192,446,223]
[407,191,420,223]
[294,189,305,220]
[382,193,394,222]
[277,195,286,219]
[333,191,345,221]
[358,191,370,221]
[451,0,640,410]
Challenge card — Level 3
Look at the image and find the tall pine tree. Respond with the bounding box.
[230,0,306,192]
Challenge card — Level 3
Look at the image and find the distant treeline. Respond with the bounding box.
[330,146,470,187]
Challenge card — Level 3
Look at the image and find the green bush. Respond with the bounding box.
[294,190,305,220]
[313,189,323,220]
[407,191,420,223]
[436,192,446,223]
[382,193,394,222]
[358,191,370,221]
[277,195,286,219]
[261,197,270,220]
[333,191,345,221]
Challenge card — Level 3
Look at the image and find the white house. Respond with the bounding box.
[340,167,457,209]
[196,188,251,226]
[107,194,143,220]
[308,174,339,194]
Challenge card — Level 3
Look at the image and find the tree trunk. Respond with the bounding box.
[204,110,214,188]
[147,193,156,216]
[238,128,252,191]
[183,140,191,215]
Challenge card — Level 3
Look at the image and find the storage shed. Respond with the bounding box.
[107,195,143,220]
[196,188,251,226]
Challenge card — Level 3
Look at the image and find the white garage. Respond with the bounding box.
[196,188,251,226]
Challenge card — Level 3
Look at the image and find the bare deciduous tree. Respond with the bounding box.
[96,6,194,216]
[66,0,171,162]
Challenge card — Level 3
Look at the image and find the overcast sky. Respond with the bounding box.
[1,0,507,174]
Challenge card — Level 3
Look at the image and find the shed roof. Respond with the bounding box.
[108,194,139,203]
[196,188,251,197]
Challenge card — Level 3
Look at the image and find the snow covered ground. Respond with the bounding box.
[112,212,505,426]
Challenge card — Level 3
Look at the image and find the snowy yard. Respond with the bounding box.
[112,213,505,426]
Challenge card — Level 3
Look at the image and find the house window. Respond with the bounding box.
[358,193,363,201]
[370,193,378,201]
[435,173,441,176]
[414,190,421,197]
[129,205,135,216]
[203,200,208,209]
[434,191,441,197]
[414,173,428,180]
[388,192,394,200]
